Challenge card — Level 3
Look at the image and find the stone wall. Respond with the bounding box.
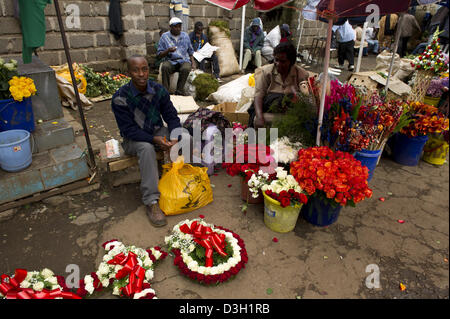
[0,0,260,71]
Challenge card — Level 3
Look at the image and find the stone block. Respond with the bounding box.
[87,48,111,62]
[32,118,74,153]
[0,17,21,34]
[96,32,112,46]
[92,2,110,16]
[205,6,219,17]
[0,0,16,17]
[70,34,95,49]
[145,16,159,31]
[0,36,21,55]
[143,3,154,16]
[123,32,146,47]
[123,46,147,59]
[190,5,203,17]
[69,49,88,64]
[153,4,168,16]
[34,51,62,68]
[121,2,144,16]
[80,17,107,31]
[109,47,122,60]
[44,2,56,16]
[44,35,64,50]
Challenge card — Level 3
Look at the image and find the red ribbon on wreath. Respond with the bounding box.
[0,269,81,299]
[179,221,227,267]
[107,251,146,297]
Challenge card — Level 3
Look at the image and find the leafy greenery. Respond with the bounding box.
[189,239,234,267]
[208,20,231,38]
[81,65,129,98]
[0,58,19,100]
[271,94,317,147]
[192,73,219,101]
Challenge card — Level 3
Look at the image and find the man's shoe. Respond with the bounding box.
[216,77,223,83]
[146,203,167,227]
[335,64,344,69]
[348,65,355,71]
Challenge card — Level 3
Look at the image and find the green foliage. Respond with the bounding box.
[393,107,412,134]
[82,65,129,98]
[192,73,219,101]
[271,94,317,147]
[208,20,231,38]
[0,58,19,100]
[189,239,234,267]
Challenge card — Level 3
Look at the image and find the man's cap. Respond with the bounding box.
[251,18,261,27]
[169,17,183,26]
[281,24,291,35]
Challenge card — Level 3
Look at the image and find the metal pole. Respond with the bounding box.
[54,0,96,169]
[239,5,246,70]
[356,22,368,73]
[296,10,305,54]
[315,0,335,146]
[385,13,404,93]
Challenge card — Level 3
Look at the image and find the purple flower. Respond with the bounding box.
[427,77,449,98]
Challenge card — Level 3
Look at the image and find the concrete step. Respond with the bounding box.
[32,118,74,153]
[0,143,90,205]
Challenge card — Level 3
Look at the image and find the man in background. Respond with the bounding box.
[157,17,196,95]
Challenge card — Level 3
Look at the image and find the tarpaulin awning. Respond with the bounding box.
[316,0,412,17]
[205,0,292,11]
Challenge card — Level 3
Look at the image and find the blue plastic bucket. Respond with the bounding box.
[391,133,429,166]
[354,149,382,182]
[0,98,35,132]
[300,195,342,227]
[0,129,32,172]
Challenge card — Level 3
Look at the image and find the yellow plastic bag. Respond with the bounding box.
[158,156,213,215]
[51,63,87,94]
[248,73,255,87]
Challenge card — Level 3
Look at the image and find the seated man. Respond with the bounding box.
[157,17,196,95]
[365,26,379,54]
[111,55,190,227]
[242,18,265,72]
[248,42,310,128]
[189,21,222,82]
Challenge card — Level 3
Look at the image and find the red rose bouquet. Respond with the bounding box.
[290,146,373,207]
[222,144,276,181]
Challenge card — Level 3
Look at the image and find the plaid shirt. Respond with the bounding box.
[157,31,194,65]
[111,80,181,144]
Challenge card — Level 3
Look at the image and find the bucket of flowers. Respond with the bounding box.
[222,143,275,204]
[248,167,309,233]
[424,77,449,107]
[291,146,373,227]
[0,58,37,132]
[390,101,449,166]
[165,216,248,285]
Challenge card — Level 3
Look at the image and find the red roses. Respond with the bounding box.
[264,189,308,208]
[290,146,373,207]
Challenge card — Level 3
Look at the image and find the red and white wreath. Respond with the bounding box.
[78,239,167,299]
[165,217,248,285]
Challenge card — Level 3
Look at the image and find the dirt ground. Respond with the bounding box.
[0,55,448,299]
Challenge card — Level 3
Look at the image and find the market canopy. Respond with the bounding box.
[316,0,412,17]
[205,0,292,11]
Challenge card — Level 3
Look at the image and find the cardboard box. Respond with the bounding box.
[212,102,249,124]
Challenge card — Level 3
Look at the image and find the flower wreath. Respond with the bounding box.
[165,217,248,285]
[0,268,81,299]
[78,239,167,299]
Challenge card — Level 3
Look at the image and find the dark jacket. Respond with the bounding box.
[243,26,265,52]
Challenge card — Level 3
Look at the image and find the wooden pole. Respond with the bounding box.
[315,0,335,146]
[356,22,368,73]
[385,13,404,93]
[53,0,96,169]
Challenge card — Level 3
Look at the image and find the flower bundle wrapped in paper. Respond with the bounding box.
[0,268,81,299]
[78,239,167,299]
[270,137,303,165]
[290,146,373,207]
[165,217,248,285]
